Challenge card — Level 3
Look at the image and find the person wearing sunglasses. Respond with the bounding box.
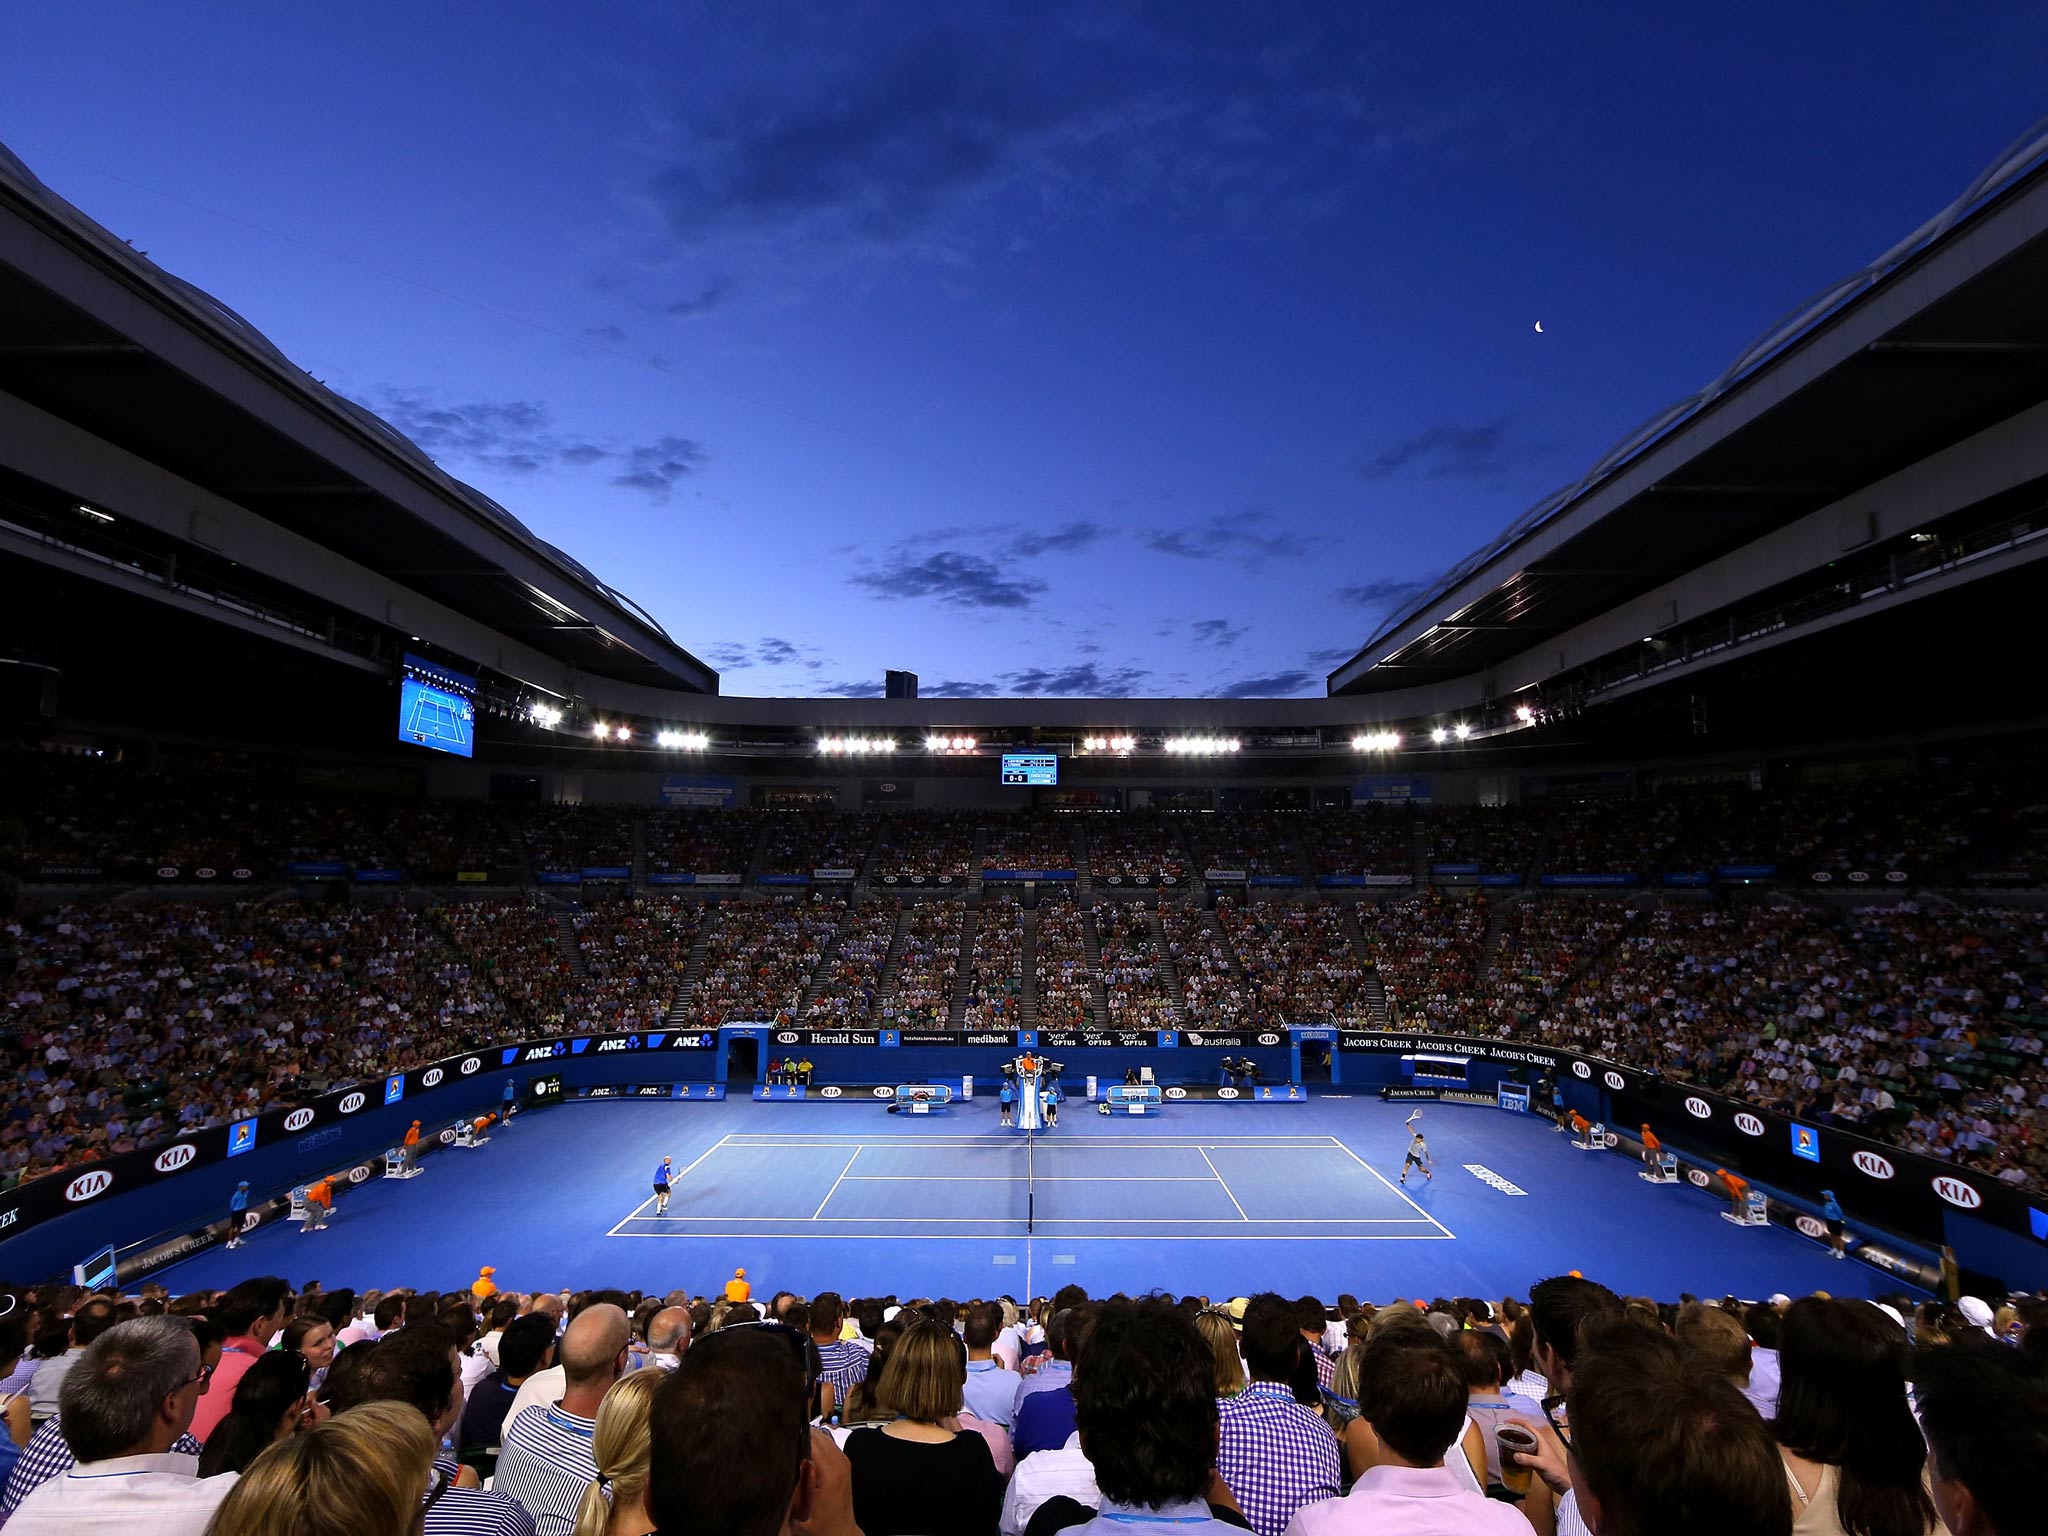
[6,1317,237,1536]
[197,1348,322,1478]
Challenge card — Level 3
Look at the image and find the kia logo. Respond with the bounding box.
[1603,1070,1625,1090]
[156,866,178,878]
[153,1143,197,1173]
[1735,1113,1765,1137]
[1848,871,1869,883]
[1572,1061,1592,1079]
[1852,1150,1895,1180]
[422,1069,444,1088]
[1811,872,1832,883]
[461,1057,480,1074]
[1165,1086,1187,1099]
[1686,1169,1711,1188]
[777,1032,799,1044]
[232,867,253,879]
[1257,1033,1280,1045]
[1795,1215,1827,1239]
[1684,1096,1711,1119]
[1932,1176,1982,1210]
[821,1086,843,1098]
[1884,870,1907,882]
[65,1170,114,1202]
[284,1108,315,1132]
[339,1092,366,1114]
[240,1212,261,1232]
[873,1086,894,1098]
[439,1128,457,1144]
[1218,1087,1240,1099]
[196,866,217,879]
[348,1165,371,1184]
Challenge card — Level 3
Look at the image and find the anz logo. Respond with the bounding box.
[521,1046,558,1062]
[284,1109,315,1132]
[1572,1062,1593,1079]
[1684,1097,1712,1119]
[1603,1070,1625,1090]
[1932,1175,1982,1210]
[422,1068,445,1088]
[153,1143,198,1173]
[1852,1151,1895,1180]
[1256,1033,1281,1046]
[1734,1113,1765,1137]
[460,1057,481,1075]
[597,1039,631,1053]
[65,1170,114,1203]
[339,1092,367,1115]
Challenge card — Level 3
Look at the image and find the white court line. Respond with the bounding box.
[605,1133,733,1236]
[604,1197,658,1239]
[614,1214,1436,1224]
[1196,1147,1252,1222]
[1324,1138,1457,1239]
[811,1147,864,1219]
[606,1231,1456,1242]
[842,1175,1220,1182]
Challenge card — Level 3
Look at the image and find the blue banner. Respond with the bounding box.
[287,862,348,877]
[981,869,1077,881]
[660,775,736,808]
[353,868,402,883]
[1359,775,1432,802]
[1477,873,1523,886]
[536,871,581,885]
[752,1084,808,1100]
[646,873,694,885]
[1662,871,1711,887]
[1432,862,1480,875]
[1318,875,1368,887]
[1540,872,1640,887]
[671,1083,726,1100]
[1716,864,1778,880]
[758,874,811,886]
[582,866,631,881]
[1249,875,1303,887]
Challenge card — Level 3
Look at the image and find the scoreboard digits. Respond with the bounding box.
[1000,752,1059,786]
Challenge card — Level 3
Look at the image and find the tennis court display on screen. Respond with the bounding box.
[399,653,477,758]
[72,1244,117,1291]
[1000,752,1058,786]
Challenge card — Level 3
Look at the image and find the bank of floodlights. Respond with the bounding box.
[817,737,897,754]
[657,730,710,750]
[1165,736,1240,754]
[528,703,563,729]
[1082,735,1137,754]
[924,735,978,752]
[1350,731,1401,752]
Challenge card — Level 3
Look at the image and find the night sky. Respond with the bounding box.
[5,3,2044,699]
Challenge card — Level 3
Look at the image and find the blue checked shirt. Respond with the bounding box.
[816,1339,869,1399]
[1,1419,204,1515]
[1216,1383,1341,1536]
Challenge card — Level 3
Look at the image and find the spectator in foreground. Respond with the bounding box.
[572,1369,661,1536]
[26,1298,116,1428]
[810,1294,867,1415]
[280,1314,338,1394]
[8,1317,235,1536]
[195,1350,317,1478]
[1453,1330,1543,1487]
[1055,1299,1241,1536]
[1216,1294,1340,1536]
[1285,1329,1526,1536]
[1193,1309,1246,1399]
[1674,1302,1769,1420]
[1523,1273,1623,1536]
[1774,1299,1942,1536]
[962,1302,1023,1429]
[646,1325,858,1536]
[461,1311,557,1476]
[498,1304,629,1536]
[845,1318,1003,1536]
[1913,1341,2048,1536]
[204,1399,435,1536]
[190,1278,292,1444]
[1013,1307,1090,1457]
[1526,1322,1791,1536]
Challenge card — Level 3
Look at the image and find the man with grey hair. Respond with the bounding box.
[9,1317,234,1534]
[496,1304,629,1536]
[643,1306,690,1371]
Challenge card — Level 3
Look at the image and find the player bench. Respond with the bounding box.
[1098,1082,1164,1116]
[884,1083,954,1115]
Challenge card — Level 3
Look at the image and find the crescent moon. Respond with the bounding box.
[1534,321,1543,333]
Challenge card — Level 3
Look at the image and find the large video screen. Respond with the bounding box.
[1000,752,1058,786]
[399,653,477,758]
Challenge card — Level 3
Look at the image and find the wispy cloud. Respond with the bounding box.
[1003,662,1151,696]
[612,436,709,500]
[1334,574,1439,612]
[665,277,733,318]
[1003,520,1110,559]
[851,551,1048,610]
[1142,511,1314,570]
[928,678,1004,697]
[1211,670,1320,698]
[1353,417,1513,481]
[1307,646,1358,666]
[1191,618,1246,648]
[582,324,628,345]
[706,636,823,671]
[813,679,883,698]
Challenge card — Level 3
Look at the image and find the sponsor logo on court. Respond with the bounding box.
[196,867,217,880]
[1217,1087,1239,1099]
[1572,1061,1592,1078]
[1795,1215,1828,1238]
[1257,1033,1281,1045]
[1463,1163,1527,1195]
[1684,1096,1711,1119]
[153,1143,197,1173]
[461,1057,481,1075]
[1853,1151,1895,1180]
[1165,1086,1188,1100]
[597,1039,629,1052]
[1932,1175,1981,1209]
[1735,1113,1765,1137]
[1686,1168,1712,1189]
[66,1170,113,1202]
[821,1086,843,1098]
[521,1046,557,1061]
[240,1212,261,1232]
[1603,1070,1625,1090]
[777,1032,800,1044]
[439,1128,457,1144]
[232,867,254,880]
[872,1086,893,1098]
[422,1069,444,1087]
[348,1165,371,1184]
[1603,1132,1620,1148]
[284,1108,315,1132]
[156,866,178,879]
[338,1092,366,1114]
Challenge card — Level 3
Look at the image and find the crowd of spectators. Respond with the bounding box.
[1159,903,1249,1030]
[1425,807,1544,876]
[1356,894,1490,1030]
[1538,798,1684,878]
[758,812,879,878]
[1183,815,1304,880]
[519,807,633,877]
[883,901,964,1031]
[1473,898,1637,1034]
[566,897,701,1031]
[0,1273,2036,1536]
[1087,815,1190,885]
[982,816,1078,874]
[1094,903,1177,1030]
[1035,893,1097,1030]
[874,813,978,879]
[643,809,757,878]
[681,895,839,1028]
[963,897,1025,1030]
[1213,900,1373,1029]
[1311,805,1417,880]
[806,906,896,1025]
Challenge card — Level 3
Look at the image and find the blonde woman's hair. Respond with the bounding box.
[573,1369,663,1536]
[206,1400,435,1536]
[1193,1310,1245,1397]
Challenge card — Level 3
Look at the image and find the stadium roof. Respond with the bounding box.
[0,141,715,695]
[1329,114,2048,698]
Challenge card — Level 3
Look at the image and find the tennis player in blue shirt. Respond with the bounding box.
[653,1156,675,1215]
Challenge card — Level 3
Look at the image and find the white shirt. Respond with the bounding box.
[504,1364,566,1425]
[1002,1432,1099,1536]
[1284,1464,1528,1536]
[8,1453,236,1536]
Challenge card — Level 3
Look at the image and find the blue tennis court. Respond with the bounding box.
[159,1092,1922,1304]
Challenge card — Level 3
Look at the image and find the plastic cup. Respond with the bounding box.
[1496,1423,1538,1494]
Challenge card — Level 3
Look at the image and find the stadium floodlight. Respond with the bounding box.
[592,722,610,740]
[1514,704,1536,724]
[926,734,947,750]
[73,503,114,524]
[656,729,706,749]
[615,726,631,742]
[1431,727,1447,744]
[1167,735,1240,755]
[529,704,563,729]
[1351,731,1401,752]
[821,736,895,754]
[1454,722,1471,740]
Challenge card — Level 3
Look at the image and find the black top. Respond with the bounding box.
[845,1426,1003,1536]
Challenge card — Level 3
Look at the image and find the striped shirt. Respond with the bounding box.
[1216,1384,1341,1536]
[816,1338,869,1396]
[495,1404,597,1536]
[426,1456,538,1536]
[2,1419,203,1515]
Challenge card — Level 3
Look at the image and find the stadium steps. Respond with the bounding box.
[665,915,717,1025]
[968,826,988,900]
[1020,905,1039,1029]
[873,901,914,1004]
[795,905,858,1016]
[1348,911,1392,1029]
[741,817,774,887]
[562,915,593,980]
[947,904,980,1029]
[1147,902,1186,1024]
[1477,899,1515,981]
[1411,818,1431,883]
[1070,820,1092,906]
[631,814,648,886]
[1082,905,1112,1028]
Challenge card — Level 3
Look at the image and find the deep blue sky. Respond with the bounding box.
[6,3,2045,698]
